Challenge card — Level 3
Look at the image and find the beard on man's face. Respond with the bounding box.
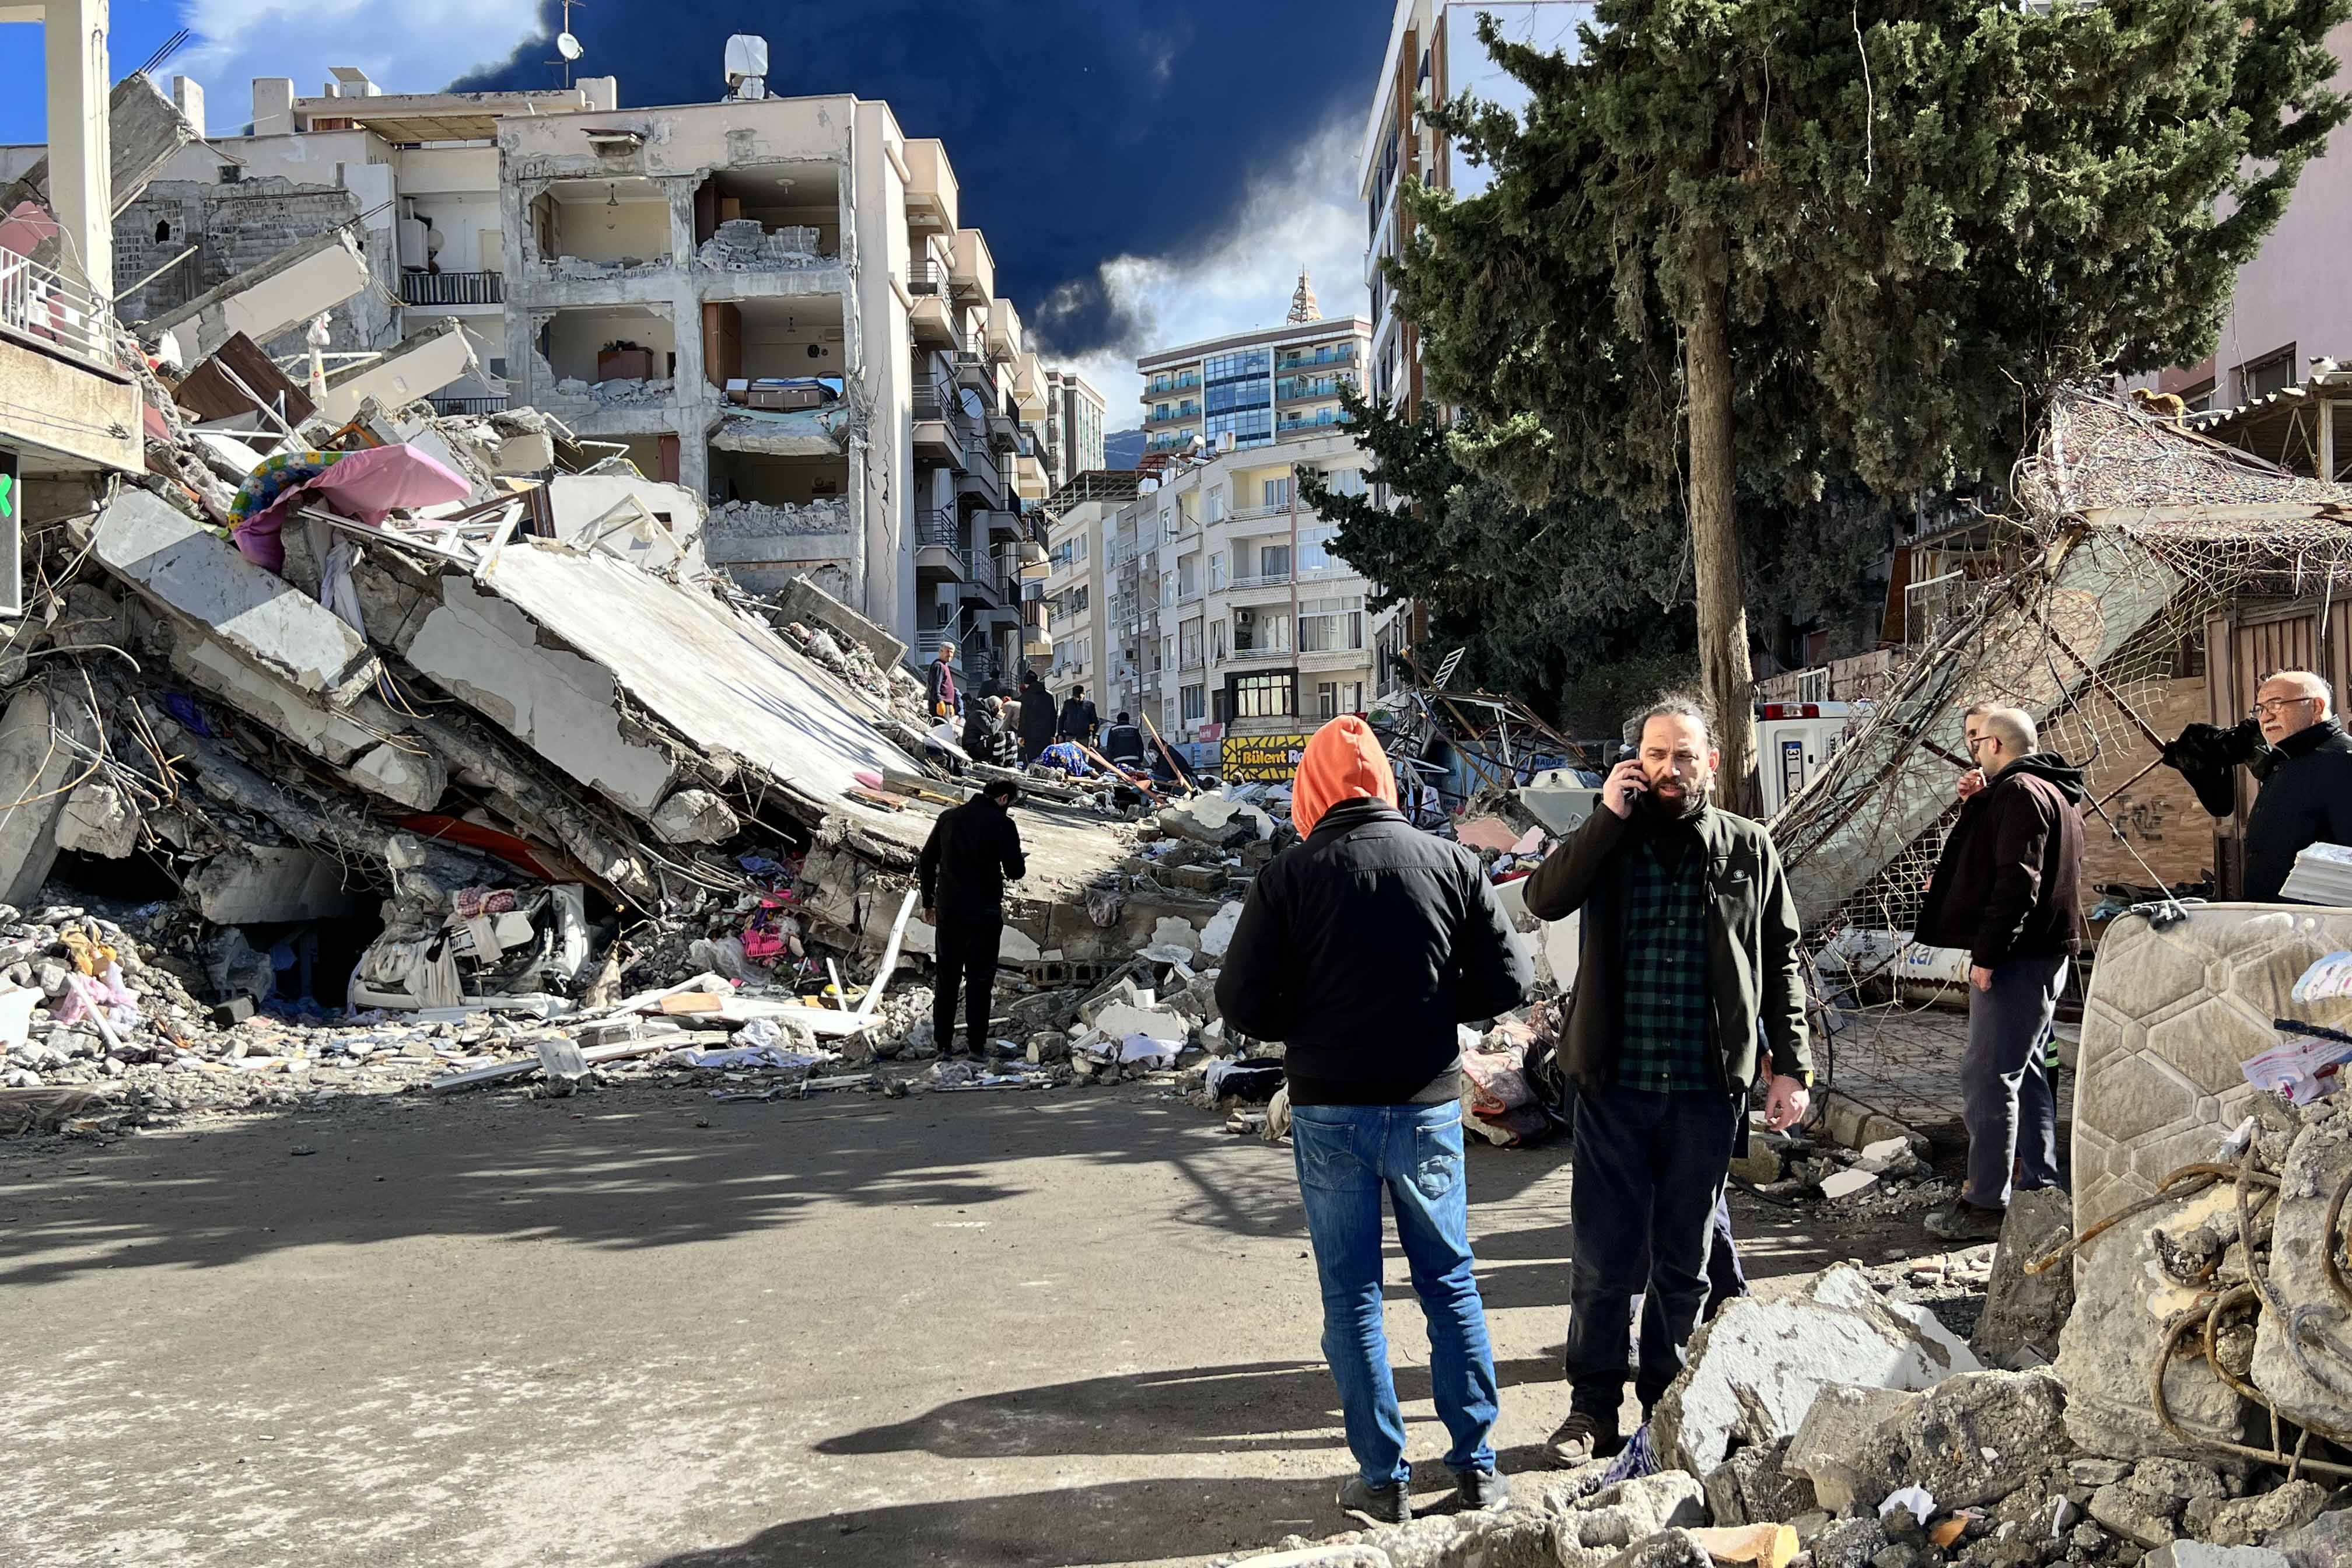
[1638,768,1710,820]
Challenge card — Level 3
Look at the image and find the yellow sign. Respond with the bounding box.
[1221,732,1313,783]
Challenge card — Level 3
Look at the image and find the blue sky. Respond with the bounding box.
[1,1,1392,411]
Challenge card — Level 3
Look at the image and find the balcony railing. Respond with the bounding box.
[0,249,120,371]
[1276,376,1348,402]
[1275,344,1358,371]
[1232,645,1292,662]
[907,260,947,296]
[918,509,965,550]
[401,269,503,307]
[431,395,510,416]
[1278,412,1346,432]
[1229,569,1293,590]
[1144,372,1202,397]
[1144,402,1200,426]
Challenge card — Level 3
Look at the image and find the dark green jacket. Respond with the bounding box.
[1522,803,1811,1097]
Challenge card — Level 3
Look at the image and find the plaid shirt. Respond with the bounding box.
[1616,824,1715,1093]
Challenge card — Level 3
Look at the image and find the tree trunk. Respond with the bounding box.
[1684,231,1758,816]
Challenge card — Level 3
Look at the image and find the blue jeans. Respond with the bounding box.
[1962,953,2068,1208]
[1291,1101,1500,1488]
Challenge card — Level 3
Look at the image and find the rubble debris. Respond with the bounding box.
[1650,1263,1981,1476]
[1971,1188,2076,1369]
[695,219,828,270]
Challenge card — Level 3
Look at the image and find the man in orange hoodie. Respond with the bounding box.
[1217,716,1534,1525]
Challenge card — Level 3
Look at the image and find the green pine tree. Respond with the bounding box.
[1371,0,2348,806]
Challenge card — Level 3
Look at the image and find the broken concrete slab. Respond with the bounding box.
[1702,1436,1817,1528]
[90,488,379,704]
[142,228,373,362]
[1650,1263,1980,1477]
[2204,1480,2326,1548]
[320,320,480,423]
[0,75,198,251]
[2144,1548,2289,1568]
[1869,1368,2069,1510]
[1150,916,1199,953]
[0,685,90,908]
[1199,900,1242,958]
[188,844,366,923]
[1157,793,1272,847]
[770,575,905,670]
[1818,1168,1878,1200]
[649,789,742,845]
[344,739,449,812]
[1971,1186,2075,1370]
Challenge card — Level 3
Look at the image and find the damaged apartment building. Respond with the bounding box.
[496,75,1058,668]
[1,65,616,416]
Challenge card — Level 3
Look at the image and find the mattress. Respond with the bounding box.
[2076,902,2352,1227]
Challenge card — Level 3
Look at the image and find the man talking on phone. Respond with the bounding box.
[1522,694,1811,1465]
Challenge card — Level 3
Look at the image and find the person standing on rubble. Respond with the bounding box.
[1059,684,1100,746]
[1017,671,1058,764]
[1914,704,2084,1242]
[917,778,1027,1058]
[926,640,961,725]
[1521,694,1811,1466]
[1217,714,1532,1527]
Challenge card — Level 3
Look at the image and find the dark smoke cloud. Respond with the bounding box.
[453,1,1387,358]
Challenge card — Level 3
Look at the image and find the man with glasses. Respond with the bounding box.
[2241,672,2352,901]
[1915,705,2084,1241]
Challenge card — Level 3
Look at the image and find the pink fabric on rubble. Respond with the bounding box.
[237,443,470,571]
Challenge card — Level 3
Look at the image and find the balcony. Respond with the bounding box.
[400,269,503,308]
[910,287,956,349]
[430,394,510,416]
[1013,451,1049,501]
[912,387,966,468]
[951,229,995,307]
[986,407,1019,451]
[1227,568,1293,593]
[1144,402,1201,428]
[1231,644,1293,662]
[1278,411,1346,434]
[1275,343,1359,372]
[915,509,971,578]
[0,249,142,475]
[1275,375,1348,403]
[985,298,1023,362]
[1144,430,1198,455]
[904,137,960,233]
[1142,372,1200,400]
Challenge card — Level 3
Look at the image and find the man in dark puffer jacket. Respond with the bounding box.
[1218,716,1531,1527]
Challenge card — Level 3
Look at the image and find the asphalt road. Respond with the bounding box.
[0,1082,1931,1567]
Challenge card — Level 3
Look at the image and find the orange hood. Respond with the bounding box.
[1291,715,1398,837]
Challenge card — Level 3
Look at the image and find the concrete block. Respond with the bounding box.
[1651,1263,1979,1478]
[1784,1383,1919,1514]
[92,488,377,704]
[142,228,372,359]
[321,321,478,422]
[1091,1003,1186,1044]
[1971,1186,2075,1370]
[1199,900,1242,958]
[0,688,78,908]
[650,789,742,845]
[2143,1546,2287,1568]
[1819,1168,1878,1200]
[343,740,448,811]
[54,783,139,859]
[771,576,906,671]
[1150,916,1199,953]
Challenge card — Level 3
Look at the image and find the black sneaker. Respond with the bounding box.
[1925,1199,2007,1241]
[1544,1409,1622,1468]
[1456,1466,1510,1511]
[1336,1474,1411,1525]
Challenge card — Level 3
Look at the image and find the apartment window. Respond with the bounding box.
[1262,477,1293,509]
[1207,408,1273,446]
[1205,349,1271,383]
[1324,467,1367,499]
[2236,344,2297,405]
[1300,524,1339,574]
[1160,575,1174,608]
[1206,485,1225,522]
[1162,634,1176,671]
[1316,681,1366,722]
[1212,688,1229,724]
[1234,607,1291,653]
[1258,544,1292,580]
[1300,596,1365,653]
[1182,683,1206,723]
[1209,552,1226,592]
[1180,618,1203,667]
[1165,695,1181,734]
[1178,555,1198,597]
[1211,619,1227,660]
[1233,672,1296,719]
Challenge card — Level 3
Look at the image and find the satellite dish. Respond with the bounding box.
[556,32,583,61]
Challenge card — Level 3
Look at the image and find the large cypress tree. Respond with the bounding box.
[1381,0,2347,806]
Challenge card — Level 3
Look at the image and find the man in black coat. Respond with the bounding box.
[2244,671,2352,901]
[1017,673,1059,764]
[1217,716,1531,1525]
[1059,685,1100,746]
[916,779,1027,1056]
[1913,704,2084,1241]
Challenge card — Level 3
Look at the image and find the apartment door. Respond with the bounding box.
[2203,598,2352,895]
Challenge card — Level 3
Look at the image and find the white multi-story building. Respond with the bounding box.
[496,85,1055,666]
[1076,432,1376,772]
[1044,369,1107,491]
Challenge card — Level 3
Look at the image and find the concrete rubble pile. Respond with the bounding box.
[694,218,827,270]
[1228,1098,2352,1568]
[0,244,1185,1129]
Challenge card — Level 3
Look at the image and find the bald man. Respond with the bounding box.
[2244,671,2352,902]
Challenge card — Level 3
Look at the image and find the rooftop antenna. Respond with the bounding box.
[546,0,585,88]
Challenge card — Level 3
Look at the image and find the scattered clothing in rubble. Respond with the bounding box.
[1035,741,1096,779]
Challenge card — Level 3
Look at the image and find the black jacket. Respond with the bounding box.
[1018,684,1058,750]
[1524,801,1810,1095]
[1913,752,2086,967]
[2245,720,2352,901]
[1102,722,1147,766]
[1215,799,1531,1104]
[961,704,1004,762]
[1059,697,1099,741]
[916,796,1027,927]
